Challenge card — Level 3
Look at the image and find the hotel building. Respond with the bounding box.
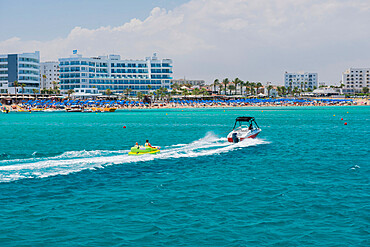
[58,53,173,95]
[0,51,40,94]
[342,68,370,93]
[284,72,318,90]
[40,61,60,89]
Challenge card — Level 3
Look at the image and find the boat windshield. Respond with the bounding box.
[233,117,259,130]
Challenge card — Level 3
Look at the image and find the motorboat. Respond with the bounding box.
[128,146,160,155]
[227,116,261,143]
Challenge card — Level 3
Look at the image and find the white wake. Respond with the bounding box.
[0,133,268,182]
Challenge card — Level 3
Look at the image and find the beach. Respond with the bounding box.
[1,97,369,113]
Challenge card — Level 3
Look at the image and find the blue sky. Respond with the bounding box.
[1,0,369,84]
[0,0,188,40]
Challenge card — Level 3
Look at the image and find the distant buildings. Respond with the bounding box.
[0,49,368,96]
[172,79,205,86]
[40,61,60,90]
[284,72,318,90]
[0,51,40,94]
[342,68,370,93]
[58,53,172,95]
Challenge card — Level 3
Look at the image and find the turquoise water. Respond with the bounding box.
[0,106,369,246]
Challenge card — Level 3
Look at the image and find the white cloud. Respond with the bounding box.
[1,0,369,84]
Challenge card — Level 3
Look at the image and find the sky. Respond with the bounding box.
[1,0,370,85]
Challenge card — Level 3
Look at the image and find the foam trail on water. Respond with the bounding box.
[0,132,269,182]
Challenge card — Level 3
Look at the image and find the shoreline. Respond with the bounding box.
[1,99,369,113]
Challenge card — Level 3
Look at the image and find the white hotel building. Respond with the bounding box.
[40,61,60,89]
[59,53,173,95]
[342,68,370,94]
[0,51,40,94]
[284,72,318,90]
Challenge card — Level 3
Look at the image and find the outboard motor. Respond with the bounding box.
[232,133,239,143]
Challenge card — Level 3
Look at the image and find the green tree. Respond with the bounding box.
[181,88,189,97]
[51,81,58,94]
[256,82,262,96]
[32,89,39,99]
[67,89,75,98]
[192,88,200,95]
[362,87,369,93]
[244,81,250,95]
[200,88,209,96]
[249,82,256,96]
[20,83,26,100]
[267,85,274,97]
[228,85,235,95]
[124,88,132,98]
[233,78,242,95]
[13,80,19,96]
[213,79,219,94]
[222,78,229,95]
[42,74,47,89]
[105,88,112,96]
[293,86,299,96]
[281,86,287,96]
[137,91,144,100]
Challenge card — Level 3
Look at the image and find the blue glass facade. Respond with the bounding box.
[0,51,40,94]
[59,54,173,95]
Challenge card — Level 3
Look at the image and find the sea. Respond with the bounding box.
[0,106,369,246]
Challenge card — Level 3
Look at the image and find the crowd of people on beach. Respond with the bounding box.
[1,97,366,113]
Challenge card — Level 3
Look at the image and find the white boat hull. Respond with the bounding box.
[227,128,261,142]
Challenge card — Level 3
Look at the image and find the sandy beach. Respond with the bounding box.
[1,97,369,113]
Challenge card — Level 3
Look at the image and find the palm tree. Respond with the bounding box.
[233,78,243,95]
[147,85,152,93]
[222,78,229,95]
[20,83,26,101]
[300,81,304,94]
[52,81,58,94]
[67,89,74,98]
[281,86,287,96]
[32,89,39,100]
[213,79,219,94]
[363,87,369,93]
[124,88,132,98]
[267,85,274,97]
[228,85,235,95]
[42,74,47,89]
[137,92,144,101]
[249,82,256,96]
[243,81,250,95]
[256,82,262,96]
[13,80,19,97]
[293,86,299,96]
[286,86,291,96]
